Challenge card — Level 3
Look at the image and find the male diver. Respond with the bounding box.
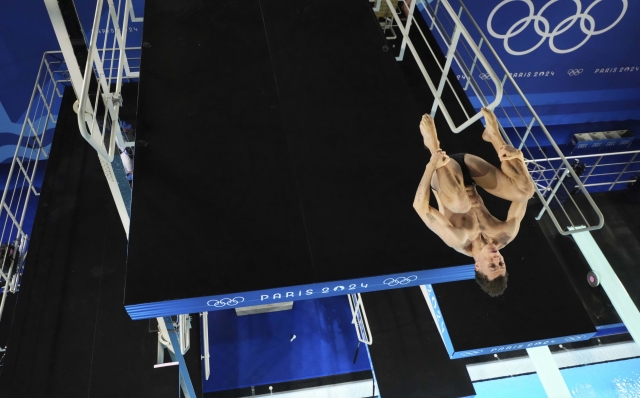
[412,108,534,297]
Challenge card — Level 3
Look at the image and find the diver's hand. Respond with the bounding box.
[498,145,524,162]
[430,150,450,169]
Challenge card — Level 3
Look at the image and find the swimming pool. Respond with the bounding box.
[473,357,640,398]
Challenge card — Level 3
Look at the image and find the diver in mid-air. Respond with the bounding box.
[413,108,534,297]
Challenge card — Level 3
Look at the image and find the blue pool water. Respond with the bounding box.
[474,358,640,398]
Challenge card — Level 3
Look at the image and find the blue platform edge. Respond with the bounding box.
[594,323,628,338]
[125,265,476,320]
[424,284,597,360]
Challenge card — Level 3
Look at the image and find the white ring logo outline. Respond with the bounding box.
[567,68,583,76]
[206,297,245,308]
[383,275,418,286]
[460,350,485,357]
[564,334,587,342]
[487,0,628,55]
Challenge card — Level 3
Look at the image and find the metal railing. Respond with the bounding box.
[0,52,70,328]
[390,0,603,235]
[527,150,640,193]
[385,0,502,133]
[348,293,373,345]
[77,0,142,235]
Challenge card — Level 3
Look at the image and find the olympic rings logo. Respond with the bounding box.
[487,0,628,55]
[564,335,587,342]
[383,275,418,286]
[460,350,484,357]
[567,68,583,76]
[206,297,245,308]
[478,73,492,80]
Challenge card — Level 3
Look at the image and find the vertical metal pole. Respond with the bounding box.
[43,0,86,95]
[518,117,537,150]
[396,0,417,61]
[608,153,638,191]
[571,230,640,349]
[159,317,197,398]
[430,0,441,30]
[430,26,462,117]
[0,262,14,324]
[536,169,569,220]
[464,38,483,91]
[201,312,211,380]
[581,155,603,186]
[526,346,572,398]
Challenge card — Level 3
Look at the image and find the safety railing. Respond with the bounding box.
[348,293,373,345]
[0,52,70,329]
[77,0,142,235]
[528,150,640,193]
[391,0,603,235]
[384,0,502,133]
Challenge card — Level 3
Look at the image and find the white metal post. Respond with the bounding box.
[535,169,570,220]
[430,26,461,118]
[43,0,85,95]
[157,317,197,398]
[396,0,417,61]
[201,312,211,380]
[46,0,132,236]
[526,346,572,398]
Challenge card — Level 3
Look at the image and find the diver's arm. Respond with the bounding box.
[413,157,469,250]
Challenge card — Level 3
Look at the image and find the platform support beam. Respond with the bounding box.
[572,230,640,349]
[526,346,571,398]
[158,316,197,398]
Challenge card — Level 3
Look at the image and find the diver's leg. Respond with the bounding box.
[420,114,471,213]
[467,108,534,202]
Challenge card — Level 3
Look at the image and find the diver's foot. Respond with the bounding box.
[419,114,440,153]
[480,108,505,148]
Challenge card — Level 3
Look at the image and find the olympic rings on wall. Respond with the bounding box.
[487,0,628,55]
[567,68,583,76]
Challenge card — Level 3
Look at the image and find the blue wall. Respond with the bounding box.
[0,1,144,130]
[455,0,640,127]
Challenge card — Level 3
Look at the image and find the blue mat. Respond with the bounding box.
[202,296,371,393]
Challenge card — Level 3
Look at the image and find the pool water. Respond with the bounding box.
[473,358,640,398]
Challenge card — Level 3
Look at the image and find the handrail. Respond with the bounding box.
[385,0,503,133]
[77,0,135,162]
[529,149,640,192]
[407,0,604,235]
[0,52,67,327]
[348,293,373,345]
[71,0,142,236]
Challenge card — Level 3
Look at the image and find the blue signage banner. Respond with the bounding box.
[419,0,640,126]
[424,284,596,359]
[125,264,475,320]
[451,332,596,359]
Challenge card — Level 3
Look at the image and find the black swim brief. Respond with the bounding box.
[449,153,475,187]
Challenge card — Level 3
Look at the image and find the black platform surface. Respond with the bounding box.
[125,0,596,353]
[126,0,475,307]
[364,287,475,398]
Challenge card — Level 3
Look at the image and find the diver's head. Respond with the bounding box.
[473,242,508,297]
